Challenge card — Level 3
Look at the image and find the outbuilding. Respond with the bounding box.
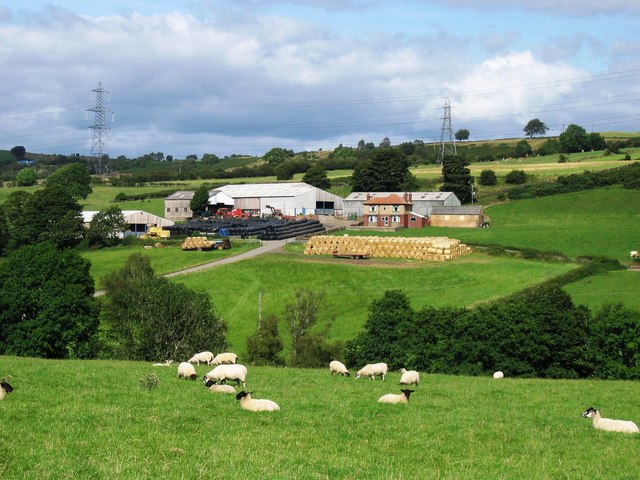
[165,191,195,222]
[429,205,485,228]
[344,191,460,219]
[82,210,174,237]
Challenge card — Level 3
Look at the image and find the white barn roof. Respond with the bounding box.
[345,191,457,202]
[215,182,320,198]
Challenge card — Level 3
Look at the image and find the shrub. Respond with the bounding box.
[139,372,160,391]
[505,169,527,184]
[479,169,497,186]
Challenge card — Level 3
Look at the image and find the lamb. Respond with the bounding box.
[329,360,350,377]
[582,407,639,434]
[355,362,388,381]
[152,359,174,367]
[177,362,198,380]
[493,371,504,379]
[399,368,419,386]
[211,352,238,365]
[203,364,247,388]
[235,391,280,412]
[0,380,14,401]
[204,379,236,394]
[188,351,215,366]
[378,389,415,404]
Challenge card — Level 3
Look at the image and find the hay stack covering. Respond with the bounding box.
[303,235,472,261]
[181,236,215,251]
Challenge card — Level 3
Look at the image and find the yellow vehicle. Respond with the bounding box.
[141,227,170,239]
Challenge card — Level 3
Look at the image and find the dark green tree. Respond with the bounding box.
[379,136,391,147]
[559,124,588,153]
[101,254,227,361]
[190,184,210,216]
[87,206,128,248]
[523,118,549,138]
[201,153,220,164]
[351,147,412,191]
[514,140,533,158]
[0,242,99,358]
[505,169,527,185]
[455,129,470,142]
[479,169,497,186]
[46,163,93,199]
[10,146,26,161]
[302,164,331,190]
[15,168,37,186]
[263,147,292,166]
[440,155,474,203]
[285,289,326,367]
[246,314,285,366]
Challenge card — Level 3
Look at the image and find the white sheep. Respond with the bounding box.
[329,360,350,376]
[188,351,215,366]
[236,391,280,412]
[177,362,198,380]
[582,407,639,434]
[211,352,238,365]
[399,368,420,386]
[493,371,504,379]
[355,362,388,381]
[204,379,236,394]
[203,364,247,388]
[378,389,415,404]
[152,359,174,367]
[0,380,14,400]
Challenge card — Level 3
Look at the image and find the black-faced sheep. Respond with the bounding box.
[236,391,280,412]
[378,389,414,404]
[177,362,198,380]
[204,379,236,394]
[211,352,238,365]
[203,364,247,388]
[329,360,350,376]
[188,351,214,366]
[582,407,639,434]
[0,381,14,400]
[399,368,419,386]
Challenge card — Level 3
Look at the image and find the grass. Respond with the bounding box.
[564,270,640,313]
[0,356,638,479]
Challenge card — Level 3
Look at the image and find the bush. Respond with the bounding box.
[505,169,527,185]
[479,169,497,186]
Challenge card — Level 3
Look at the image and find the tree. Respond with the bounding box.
[87,206,128,248]
[351,147,412,191]
[0,242,99,358]
[190,184,210,216]
[479,169,497,186]
[15,167,37,186]
[505,169,527,184]
[455,129,470,142]
[302,164,331,190]
[46,163,93,199]
[558,124,588,153]
[101,254,227,361]
[201,153,220,164]
[285,289,325,367]
[440,155,474,204]
[10,146,26,161]
[523,119,549,138]
[263,147,291,166]
[379,137,391,147]
[246,314,285,366]
[513,140,533,158]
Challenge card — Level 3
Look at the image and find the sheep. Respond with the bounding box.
[493,371,504,379]
[204,379,236,394]
[188,351,215,366]
[399,368,419,386]
[581,407,639,434]
[329,360,350,377]
[355,363,388,381]
[0,381,14,401]
[177,362,198,380]
[378,389,415,404]
[152,359,174,367]
[235,391,280,412]
[211,352,238,365]
[203,364,247,388]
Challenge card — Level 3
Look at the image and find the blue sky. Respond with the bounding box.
[1,0,639,158]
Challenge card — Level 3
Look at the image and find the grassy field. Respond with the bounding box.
[564,270,640,313]
[0,356,638,479]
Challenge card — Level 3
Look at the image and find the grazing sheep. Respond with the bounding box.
[378,389,415,404]
[204,379,236,394]
[203,364,247,388]
[236,391,280,412]
[152,359,174,367]
[188,351,215,366]
[211,352,238,365]
[0,381,14,401]
[177,362,198,380]
[355,363,388,381]
[399,368,420,386]
[582,407,639,434]
[493,371,504,379]
[329,360,350,377]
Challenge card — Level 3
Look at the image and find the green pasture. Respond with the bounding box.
[0,356,638,479]
[564,270,640,313]
[170,250,574,354]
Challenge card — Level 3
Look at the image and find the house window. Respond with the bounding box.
[391,215,400,223]
[393,205,399,212]
[383,216,389,226]
[368,215,377,223]
[174,207,179,212]
[369,206,376,212]
[166,207,170,213]
[184,207,188,212]
[410,216,417,222]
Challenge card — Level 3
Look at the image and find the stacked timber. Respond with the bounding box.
[181,237,215,251]
[303,235,472,261]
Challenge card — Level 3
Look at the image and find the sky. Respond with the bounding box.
[1,0,640,159]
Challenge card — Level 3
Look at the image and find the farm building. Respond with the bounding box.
[165,191,195,222]
[165,182,344,218]
[362,193,429,229]
[82,210,174,236]
[344,191,460,219]
[429,205,485,228]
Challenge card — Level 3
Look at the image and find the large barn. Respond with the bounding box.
[164,182,344,219]
[343,191,461,219]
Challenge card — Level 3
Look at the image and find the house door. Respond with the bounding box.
[383,216,389,226]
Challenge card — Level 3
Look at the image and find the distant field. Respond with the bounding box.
[564,270,640,312]
[0,356,638,479]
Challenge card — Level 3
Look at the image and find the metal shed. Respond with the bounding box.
[82,210,174,236]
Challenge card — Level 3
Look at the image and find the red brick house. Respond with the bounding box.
[362,193,429,229]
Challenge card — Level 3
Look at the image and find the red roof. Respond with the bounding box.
[363,194,410,205]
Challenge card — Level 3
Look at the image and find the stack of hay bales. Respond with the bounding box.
[181,237,215,251]
[303,235,472,261]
